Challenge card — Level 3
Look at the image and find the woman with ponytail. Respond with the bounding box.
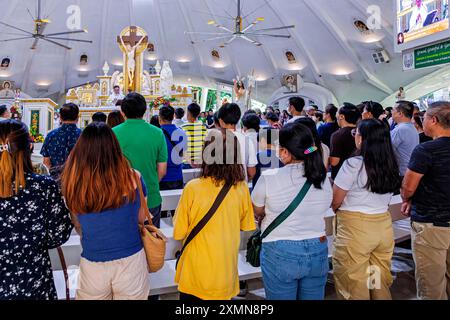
[251,123,332,300]
[332,119,401,300]
[0,120,73,300]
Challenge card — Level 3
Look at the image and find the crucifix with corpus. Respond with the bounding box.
[117,26,150,93]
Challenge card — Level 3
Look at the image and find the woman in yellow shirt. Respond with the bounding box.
[173,129,256,300]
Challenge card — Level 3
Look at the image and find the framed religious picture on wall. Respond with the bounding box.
[211,49,221,61]
[285,50,297,64]
[1,57,11,70]
[282,74,298,93]
[0,80,15,98]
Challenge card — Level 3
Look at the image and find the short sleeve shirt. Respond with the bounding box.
[113,119,168,208]
[173,178,255,300]
[408,137,450,223]
[318,122,340,148]
[390,122,419,176]
[334,157,393,214]
[181,121,207,163]
[330,127,356,180]
[160,124,187,183]
[40,124,81,169]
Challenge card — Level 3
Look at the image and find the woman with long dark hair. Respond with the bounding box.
[0,120,73,300]
[173,129,256,300]
[61,122,150,300]
[252,123,332,300]
[332,119,401,300]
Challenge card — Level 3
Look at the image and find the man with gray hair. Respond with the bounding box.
[401,101,450,300]
[391,100,420,179]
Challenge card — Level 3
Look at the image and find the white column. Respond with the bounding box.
[216,83,222,110]
[200,88,208,111]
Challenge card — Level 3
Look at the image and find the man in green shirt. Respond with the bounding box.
[113,93,168,227]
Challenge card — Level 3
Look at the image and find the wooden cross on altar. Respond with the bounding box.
[117,26,148,47]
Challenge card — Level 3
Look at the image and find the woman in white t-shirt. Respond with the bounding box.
[252,123,333,300]
[332,119,401,300]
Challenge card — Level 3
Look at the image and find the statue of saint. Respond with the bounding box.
[160,61,174,96]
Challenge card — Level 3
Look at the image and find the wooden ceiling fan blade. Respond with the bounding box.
[44,29,88,37]
[0,21,34,35]
[0,36,33,42]
[252,25,295,32]
[44,36,93,43]
[42,37,72,50]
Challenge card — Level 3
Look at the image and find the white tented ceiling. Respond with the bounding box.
[0,0,441,104]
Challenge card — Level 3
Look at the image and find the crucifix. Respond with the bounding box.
[117,26,149,92]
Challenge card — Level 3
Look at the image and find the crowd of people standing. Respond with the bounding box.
[0,93,449,301]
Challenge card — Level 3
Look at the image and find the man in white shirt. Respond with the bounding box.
[409,0,428,31]
[218,103,257,181]
[0,105,10,121]
[108,85,125,105]
[286,96,306,124]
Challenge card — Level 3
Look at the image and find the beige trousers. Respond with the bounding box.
[332,211,395,300]
[411,221,450,300]
[76,249,150,300]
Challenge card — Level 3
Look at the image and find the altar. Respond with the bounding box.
[65,26,193,128]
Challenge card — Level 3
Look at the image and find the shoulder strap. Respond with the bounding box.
[177,183,233,260]
[56,246,70,301]
[261,181,312,239]
[135,172,154,225]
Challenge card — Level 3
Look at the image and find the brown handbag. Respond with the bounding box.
[135,174,168,273]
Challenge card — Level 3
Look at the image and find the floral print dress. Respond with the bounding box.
[0,173,73,300]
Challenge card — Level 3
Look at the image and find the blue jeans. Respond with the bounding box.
[261,238,329,300]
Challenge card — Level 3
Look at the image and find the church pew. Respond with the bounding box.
[183,168,201,184]
[53,250,261,300]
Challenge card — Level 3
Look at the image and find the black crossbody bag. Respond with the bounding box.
[246,181,312,267]
[175,183,233,269]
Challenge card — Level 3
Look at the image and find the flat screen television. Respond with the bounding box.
[395,0,449,52]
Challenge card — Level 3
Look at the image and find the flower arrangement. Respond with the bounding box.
[29,124,44,143]
[149,96,176,109]
[9,104,23,120]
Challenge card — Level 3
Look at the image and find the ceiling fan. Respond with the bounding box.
[0,0,92,50]
[186,0,294,47]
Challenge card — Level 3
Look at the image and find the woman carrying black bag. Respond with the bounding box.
[251,123,332,300]
[173,129,256,300]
